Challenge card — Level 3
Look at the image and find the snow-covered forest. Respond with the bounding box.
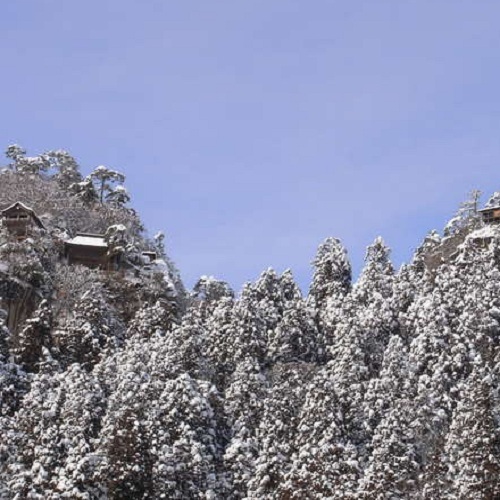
[1,145,500,499]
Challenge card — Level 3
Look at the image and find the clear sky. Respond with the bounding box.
[1,1,500,291]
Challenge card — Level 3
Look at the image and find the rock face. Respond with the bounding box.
[0,270,37,333]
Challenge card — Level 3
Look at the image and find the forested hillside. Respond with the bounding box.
[1,145,500,499]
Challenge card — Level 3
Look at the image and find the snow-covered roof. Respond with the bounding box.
[2,201,34,213]
[478,205,500,212]
[66,233,108,248]
[1,201,45,228]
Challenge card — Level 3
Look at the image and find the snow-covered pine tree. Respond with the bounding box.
[223,358,267,499]
[54,288,122,370]
[308,237,352,311]
[14,300,53,372]
[0,310,28,417]
[106,185,131,207]
[268,296,322,364]
[308,238,352,353]
[443,189,482,237]
[146,374,222,500]
[444,364,500,499]
[247,363,316,499]
[192,275,234,317]
[90,166,126,204]
[45,149,83,188]
[351,237,397,377]
[5,365,106,498]
[359,337,420,498]
[281,362,361,499]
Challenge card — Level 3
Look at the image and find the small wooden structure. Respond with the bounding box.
[64,233,121,270]
[479,206,500,224]
[142,251,157,262]
[1,202,45,240]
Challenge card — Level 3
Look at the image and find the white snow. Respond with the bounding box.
[1,201,35,214]
[66,235,107,247]
[466,226,497,240]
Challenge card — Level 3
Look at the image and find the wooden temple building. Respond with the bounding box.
[64,233,121,270]
[1,201,156,274]
[141,251,157,262]
[1,202,45,240]
[464,203,500,249]
[479,205,500,225]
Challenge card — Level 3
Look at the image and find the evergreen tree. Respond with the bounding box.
[90,165,126,203]
[282,363,361,499]
[445,365,500,499]
[268,297,322,363]
[14,300,53,372]
[96,371,153,499]
[203,296,236,389]
[127,300,171,339]
[5,365,106,498]
[70,175,98,204]
[164,308,211,380]
[223,358,267,498]
[45,149,83,188]
[5,144,26,168]
[106,185,131,206]
[147,374,222,499]
[0,311,28,417]
[352,237,397,377]
[192,275,234,316]
[444,189,482,237]
[0,308,9,362]
[55,288,122,369]
[308,237,351,312]
[248,363,315,499]
[359,338,420,498]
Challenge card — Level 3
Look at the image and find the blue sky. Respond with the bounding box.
[1,1,500,291]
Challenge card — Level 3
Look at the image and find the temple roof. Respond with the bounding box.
[1,201,45,229]
[65,233,108,248]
